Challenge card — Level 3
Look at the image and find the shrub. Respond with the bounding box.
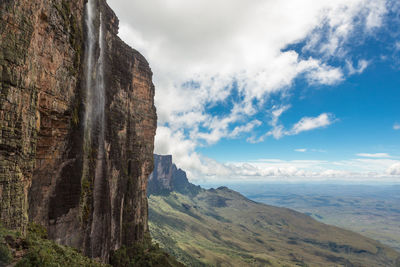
[0,242,12,266]
[110,234,184,267]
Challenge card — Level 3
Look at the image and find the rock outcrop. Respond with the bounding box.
[0,0,156,262]
[148,155,201,196]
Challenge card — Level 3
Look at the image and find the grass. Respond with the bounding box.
[148,188,400,267]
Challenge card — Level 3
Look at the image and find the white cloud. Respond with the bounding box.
[356,153,391,158]
[109,0,386,124]
[185,158,400,183]
[388,163,400,175]
[108,0,391,182]
[154,126,197,162]
[229,120,262,139]
[295,149,307,152]
[302,0,386,57]
[264,105,291,140]
[155,134,400,181]
[250,110,335,142]
[346,59,369,75]
[290,113,334,135]
[306,64,344,85]
[394,123,400,130]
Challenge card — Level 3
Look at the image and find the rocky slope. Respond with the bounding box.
[148,156,400,267]
[0,0,156,262]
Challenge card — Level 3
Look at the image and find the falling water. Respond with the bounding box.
[83,0,108,260]
[84,0,105,131]
[84,0,95,132]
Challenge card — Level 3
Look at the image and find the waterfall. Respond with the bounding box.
[94,12,106,192]
[84,0,95,132]
[83,0,108,260]
[84,0,105,133]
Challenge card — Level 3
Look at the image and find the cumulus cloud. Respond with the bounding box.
[388,163,400,175]
[109,0,386,119]
[295,149,307,153]
[249,109,335,142]
[109,0,391,182]
[305,64,344,85]
[186,158,400,183]
[290,113,334,135]
[356,153,391,158]
[394,123,400,130]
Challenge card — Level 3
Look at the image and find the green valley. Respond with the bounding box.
[148,187,400,266]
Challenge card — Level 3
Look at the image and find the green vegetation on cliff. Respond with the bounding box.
[0,223,183,267]
[0,223,106,267]
[110,234,184,267]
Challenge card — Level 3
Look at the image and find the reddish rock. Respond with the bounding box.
[0,0,156,261]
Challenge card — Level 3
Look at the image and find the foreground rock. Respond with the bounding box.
[0,0,156,261]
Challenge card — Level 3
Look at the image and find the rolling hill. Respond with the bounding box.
[234,183,400,252]
[148,155,400,267]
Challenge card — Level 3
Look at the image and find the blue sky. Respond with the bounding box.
[109,0,400,183]
[199,55,400,162]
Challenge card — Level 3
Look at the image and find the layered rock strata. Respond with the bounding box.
[0,0,156,261]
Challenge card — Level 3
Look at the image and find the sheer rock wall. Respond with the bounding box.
[0,0,156,261]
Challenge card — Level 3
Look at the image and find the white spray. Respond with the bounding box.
[84,0,95,131]
[84,0,108,260]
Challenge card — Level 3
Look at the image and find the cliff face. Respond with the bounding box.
[0,0,85,233]
[148,155,201,196]
[0,0,156,261]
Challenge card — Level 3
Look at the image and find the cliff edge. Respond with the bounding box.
[0,0,156,261]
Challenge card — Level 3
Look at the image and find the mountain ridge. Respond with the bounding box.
[148,154,400,266]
